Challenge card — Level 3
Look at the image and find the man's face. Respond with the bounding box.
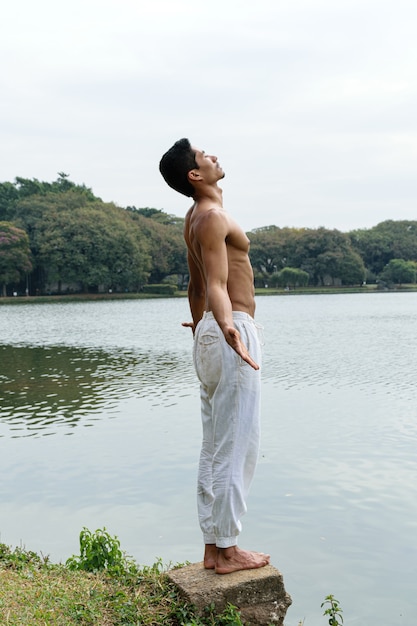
[192,147,225,183]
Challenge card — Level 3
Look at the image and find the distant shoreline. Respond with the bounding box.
[1,285,417,305]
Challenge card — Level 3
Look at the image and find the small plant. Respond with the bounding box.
[321,595,344,625]
[218,603,244,624]
[66,527,133,574]
[0,543,48,570]
[182,602,244,625]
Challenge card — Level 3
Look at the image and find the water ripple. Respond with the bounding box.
[0,343,195,437]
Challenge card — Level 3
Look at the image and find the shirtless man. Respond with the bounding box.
[159,138,269,574]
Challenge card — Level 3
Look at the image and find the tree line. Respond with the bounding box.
[248,221,417,288]
[1,174,416,296]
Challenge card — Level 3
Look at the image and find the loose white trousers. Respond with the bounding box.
[193,311,262,548]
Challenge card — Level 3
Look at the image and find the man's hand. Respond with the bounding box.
[182,322,259,370]
[224,326,259,370]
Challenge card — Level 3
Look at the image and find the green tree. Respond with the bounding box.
[0,174,98,230]
[374,220,417,260]
[248,226,301,283]
[0,222,32,296]
[0,182,19,221]
[271,266,309,289]
[12,189,95,292]
[379,258,417,286]
[336,251,366,285]
[14,174,97,201]
[35,202,151,293]
[14,177,45,198]
[350,220,417,276]
[249,226,365,286]
[127,207,183,227]
[129,210,187,285]
[314,249,365,286]
[293,228,354,285]
[12,190,152,293]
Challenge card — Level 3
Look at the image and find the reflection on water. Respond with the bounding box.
[0,343,193,438]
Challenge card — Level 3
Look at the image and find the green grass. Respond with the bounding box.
[257,284,417,295]
[0,292,185,305]
[0,539,245,626]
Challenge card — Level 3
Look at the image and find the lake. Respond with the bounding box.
[1,293,416,625]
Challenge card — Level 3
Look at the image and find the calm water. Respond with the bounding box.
[1,294,416,625]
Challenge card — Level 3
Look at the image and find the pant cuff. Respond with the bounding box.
[203,533,216,545]
[215,536,238,549]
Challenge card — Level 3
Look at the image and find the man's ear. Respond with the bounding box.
[188,169,202,183]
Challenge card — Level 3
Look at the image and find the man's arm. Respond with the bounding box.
[198,210,259,370]
[186,249,206,332]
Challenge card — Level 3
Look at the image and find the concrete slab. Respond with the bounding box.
[167,562,292,625]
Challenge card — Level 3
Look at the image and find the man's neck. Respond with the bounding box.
[193,183,223,206]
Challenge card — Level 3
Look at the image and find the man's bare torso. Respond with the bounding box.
[184,202,256,318]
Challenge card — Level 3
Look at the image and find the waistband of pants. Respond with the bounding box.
[202,310,255,323]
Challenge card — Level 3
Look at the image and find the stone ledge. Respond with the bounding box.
[167,562,292,625]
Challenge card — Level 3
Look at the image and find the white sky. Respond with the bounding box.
[1,0,416,232]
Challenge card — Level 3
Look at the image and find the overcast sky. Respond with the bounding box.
[2,0,416,233]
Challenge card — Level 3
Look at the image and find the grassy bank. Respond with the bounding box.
[0,292,184,305]
[0,540,243,626]
[255,284,417,296]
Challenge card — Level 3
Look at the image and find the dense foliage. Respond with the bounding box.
[1,174,416,295]
[248,225,366,287]
[248,221,417,288]
[0,176,187,295]
[0,221,32,296]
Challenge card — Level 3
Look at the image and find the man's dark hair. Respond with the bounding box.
[159,138,198,197]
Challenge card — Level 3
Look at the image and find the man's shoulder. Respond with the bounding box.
[192,205,229,232]
[190,210,229,249]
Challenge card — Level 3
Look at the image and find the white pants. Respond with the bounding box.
[193,311,262,548]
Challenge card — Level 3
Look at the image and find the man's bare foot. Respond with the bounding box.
[203,544,217,569]
[215,546,270,575]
